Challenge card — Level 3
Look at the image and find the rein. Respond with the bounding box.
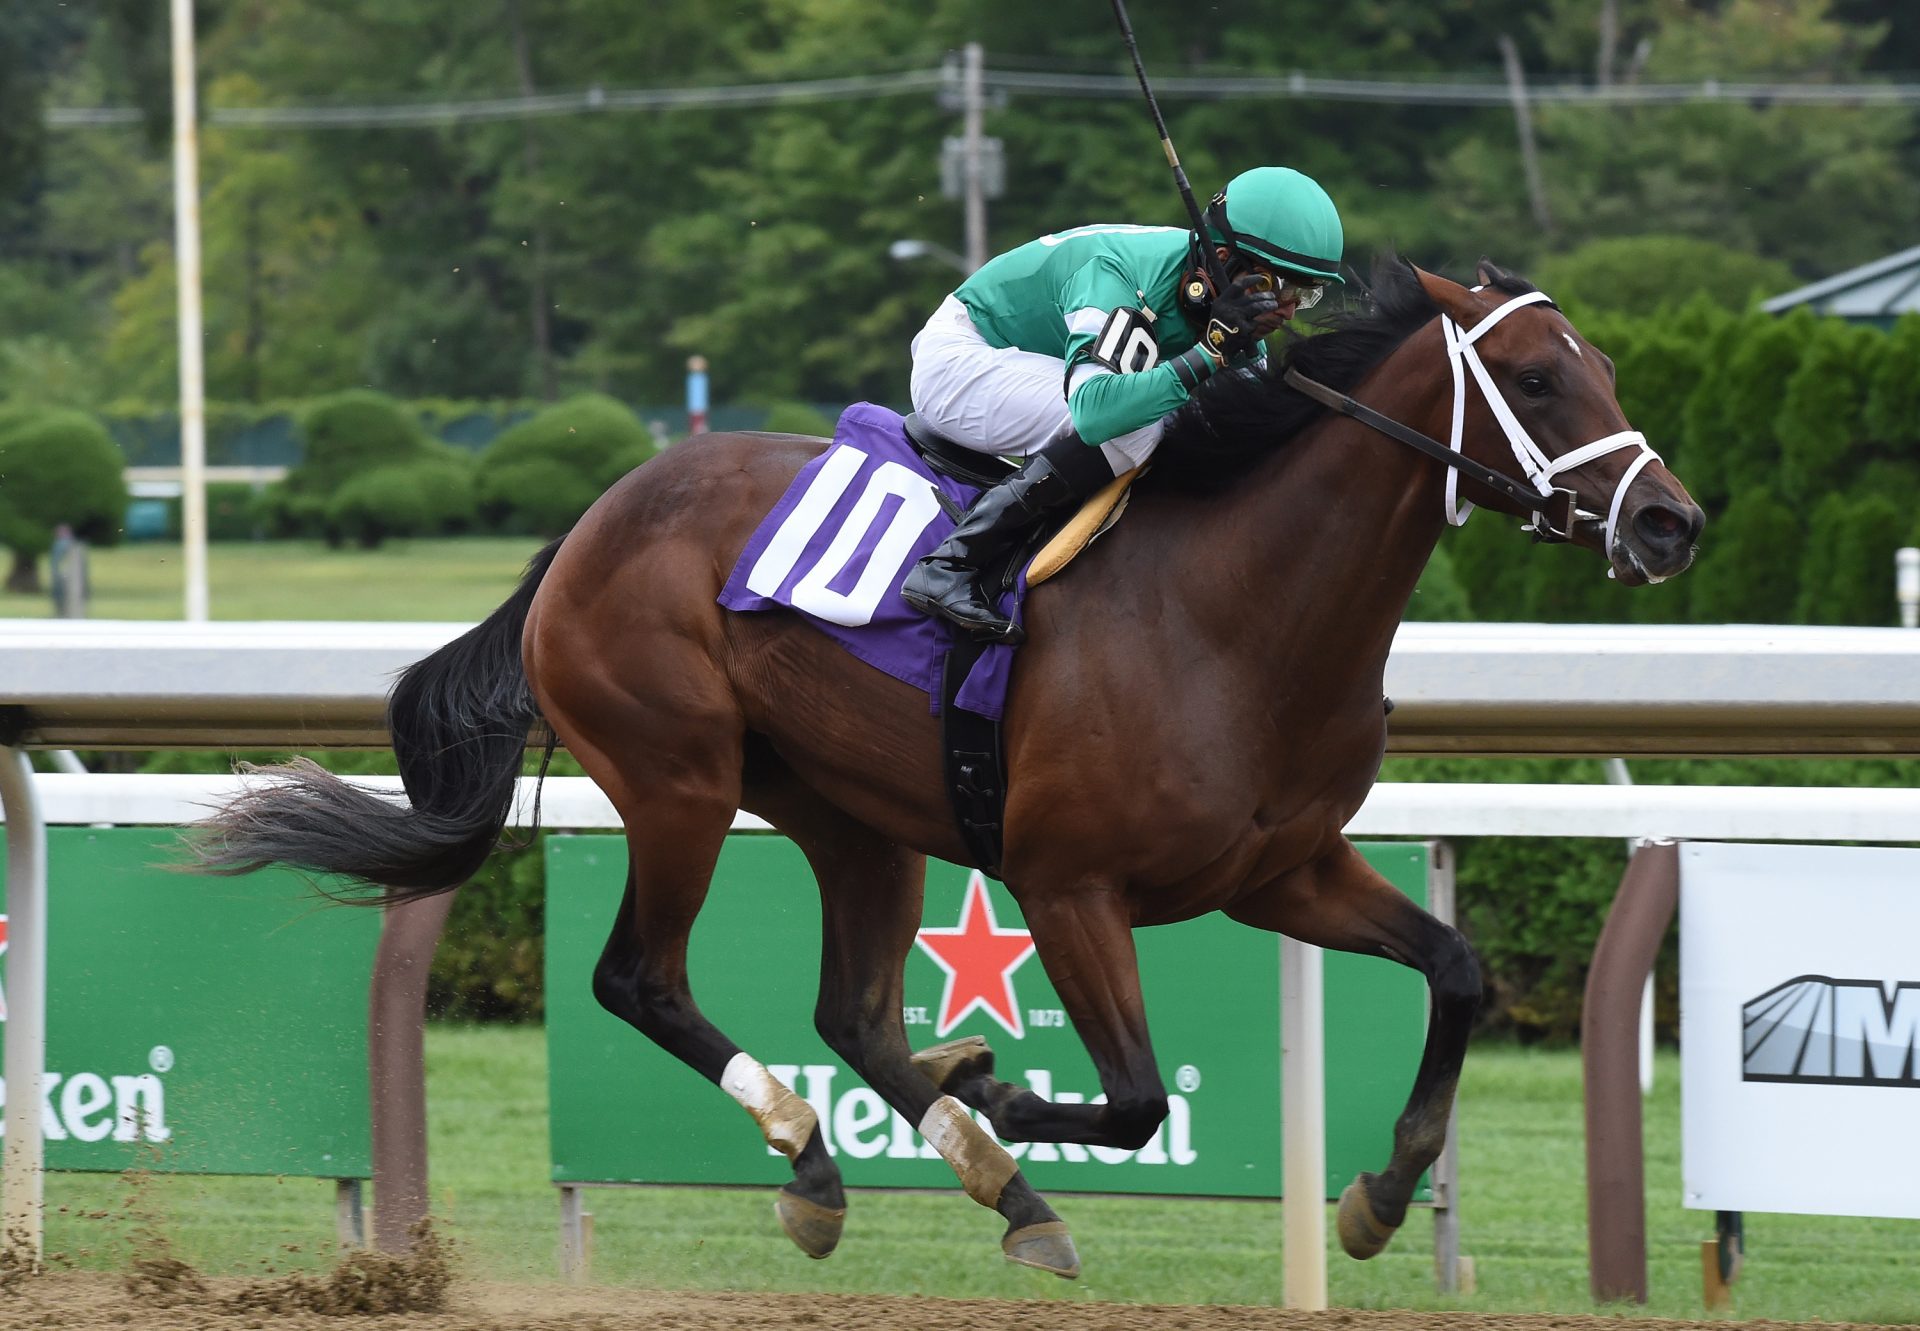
[1284,288,1660,557]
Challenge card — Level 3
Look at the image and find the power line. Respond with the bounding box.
[46,64,1920,130]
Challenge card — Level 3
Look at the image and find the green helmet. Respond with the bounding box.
[1203,166,1345,283]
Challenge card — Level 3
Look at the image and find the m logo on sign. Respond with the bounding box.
[1742,974,1920,1087]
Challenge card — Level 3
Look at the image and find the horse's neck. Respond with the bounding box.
[1176,371,1453,677]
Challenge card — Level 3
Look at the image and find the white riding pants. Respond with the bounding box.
[908,295,1168,476]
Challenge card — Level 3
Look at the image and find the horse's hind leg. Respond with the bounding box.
[546,657,848,1257]
[1226,838,1481,1261]
[588,800,849,1256]
[768,793,1078,1278]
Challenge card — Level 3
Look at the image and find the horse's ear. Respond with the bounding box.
[1412,265,1480,323]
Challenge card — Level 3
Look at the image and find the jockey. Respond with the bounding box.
[900,165,1345,643]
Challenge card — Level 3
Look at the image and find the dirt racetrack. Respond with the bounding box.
[0,1272,1907,1331]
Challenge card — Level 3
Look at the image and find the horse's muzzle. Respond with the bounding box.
[1612,498,1705,586]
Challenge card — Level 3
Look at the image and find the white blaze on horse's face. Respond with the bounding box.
[1411,266,1699,586]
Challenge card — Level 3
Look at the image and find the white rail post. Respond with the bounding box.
[1281,934,1327,1310]
[0,748,46,1265]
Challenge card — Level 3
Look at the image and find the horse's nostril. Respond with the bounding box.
[1635,505,1687,546]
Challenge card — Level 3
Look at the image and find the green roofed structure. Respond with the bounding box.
[1762,244,1920,329]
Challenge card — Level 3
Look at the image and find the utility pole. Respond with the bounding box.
[962,41,986,273]
[1498,34,1555,240]
[171,0,209,622]
[1597,0,1621,89]
[940,44,1002,273]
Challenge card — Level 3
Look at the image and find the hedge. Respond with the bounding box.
[475,393,658,535]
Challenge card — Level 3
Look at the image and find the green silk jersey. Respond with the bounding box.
[953,223,1216,446]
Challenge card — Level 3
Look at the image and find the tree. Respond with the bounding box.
[1687,488,1802,623]
[0,409,129,592]
[1533,236,1793,319]
[1716,307,1815,499]
[1777,320,1883,497]
[1440,511,1534,622]
[1434,0,1920,276]
[1826,495,1907,626]
[1863,313,1920,452]
[1796,492,1905,625]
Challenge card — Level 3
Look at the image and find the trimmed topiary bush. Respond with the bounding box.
[260,390,439,545]
[0,408,128,591]
[326,456,478,548]
[477,393,656,536]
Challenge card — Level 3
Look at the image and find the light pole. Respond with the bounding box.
[171,0,209,621]
[888,237,973,277]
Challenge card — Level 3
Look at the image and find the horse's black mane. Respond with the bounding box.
[1147,255,1540,494]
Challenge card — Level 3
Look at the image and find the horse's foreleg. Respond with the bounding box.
[777,801,1077,1278]
[929,886,1172,1154]
[1226,838,1481,1261]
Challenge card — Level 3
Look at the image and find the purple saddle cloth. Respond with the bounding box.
[717,402,1021,720]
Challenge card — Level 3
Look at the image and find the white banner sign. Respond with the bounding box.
[1681,842,1920,1219]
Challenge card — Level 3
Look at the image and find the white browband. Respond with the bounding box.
[1440,288,1661,572]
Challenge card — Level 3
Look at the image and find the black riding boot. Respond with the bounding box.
[901,432,1114,644]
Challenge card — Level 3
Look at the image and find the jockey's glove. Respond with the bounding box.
[1202,273,1280,365]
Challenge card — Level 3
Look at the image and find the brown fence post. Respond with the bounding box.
[368,891,456,1252]
[1582,839,1680,1303]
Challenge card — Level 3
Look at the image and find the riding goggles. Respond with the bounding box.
[1242,267,1329,309]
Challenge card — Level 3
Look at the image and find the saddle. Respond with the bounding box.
[901,414,1140,877]
[902,414,1139,590]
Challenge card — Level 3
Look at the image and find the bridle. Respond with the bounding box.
[1284,287,1662,560]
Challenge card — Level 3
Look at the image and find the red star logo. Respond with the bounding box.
[915,873,1035,1038]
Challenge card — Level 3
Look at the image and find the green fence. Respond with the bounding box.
[547,835,1434,1200]
[0,829,378,1178]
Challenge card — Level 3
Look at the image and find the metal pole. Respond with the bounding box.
[367,891,455,1252]
[0,748,47,1266]
[1280,934,1327,1310]
[962,42,986,273]
[1582,839,1679,1304]
[1428,841,1462,1293]
[171,0,210,622]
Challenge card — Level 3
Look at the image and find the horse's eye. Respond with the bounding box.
[1518,372,1551,398]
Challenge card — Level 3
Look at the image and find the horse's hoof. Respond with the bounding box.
[1337,1174,1399,1260]
[775,1187,846,1260]
[1002,1220,1079,1279]
[912,1035,995,1093]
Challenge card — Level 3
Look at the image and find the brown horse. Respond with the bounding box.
[198,258,1702,1280]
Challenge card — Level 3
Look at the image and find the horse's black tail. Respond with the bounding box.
[190,538,565,904]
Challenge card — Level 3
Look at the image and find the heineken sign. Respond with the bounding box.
[0,829,377,1178]
[546,835,1433,1200]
